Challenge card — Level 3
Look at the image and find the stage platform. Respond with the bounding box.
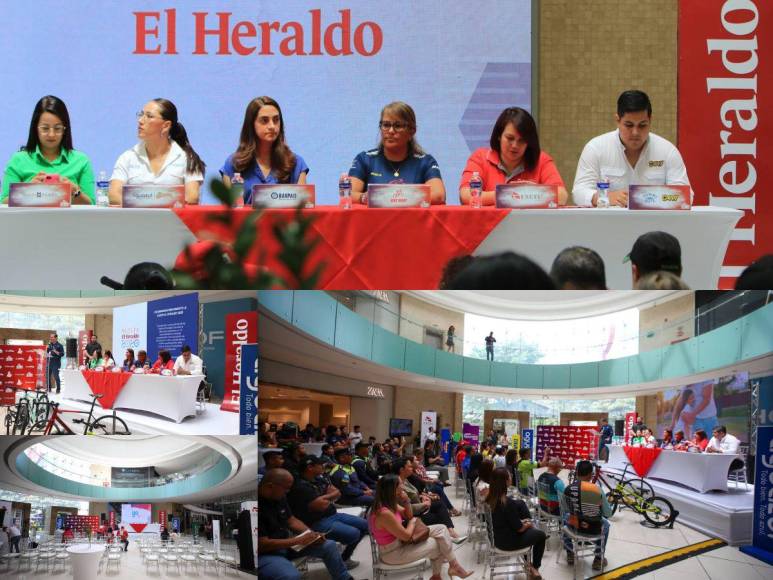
[604,465,753,545]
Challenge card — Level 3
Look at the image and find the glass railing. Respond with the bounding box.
[325,290,771,365]
[23,443,223,488]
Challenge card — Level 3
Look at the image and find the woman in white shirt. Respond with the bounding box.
[103,350,116,369]
[109,98,205,205]
[641,428,657,448]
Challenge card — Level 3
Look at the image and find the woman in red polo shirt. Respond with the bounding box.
[151,350,175,373]
[459,107,567,206]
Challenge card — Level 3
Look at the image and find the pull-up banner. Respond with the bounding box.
[678,0,771,287]
[223,311,257,413]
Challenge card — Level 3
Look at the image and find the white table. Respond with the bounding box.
[0,207,196,288]
[475,206,742,289]
[66,544,103,580]
[61,369,203,423]
[605,444,740,493]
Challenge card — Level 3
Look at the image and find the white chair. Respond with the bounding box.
[163,553,181,573]
[199,552,220,574]
[368,530,430,580]
[0,553,19,572]
[481,503,532,580]
[35,550,54,572]
[145,552,161,573]
[557,491,606,579]
[729,446,749,489]
[53,551,70,573]
[217,547,238,573]
[18,549,37,572]
[180,552,198,572]
[535,481,563,550]
[469,484,489,564]
[106,552,122,572]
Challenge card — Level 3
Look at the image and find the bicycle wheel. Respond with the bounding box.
[622,478,654,502]
[91,415,131,435]
[606,490,620,516]
[4,411,15,435]
[13,404,29,435]
[642,496,675,527]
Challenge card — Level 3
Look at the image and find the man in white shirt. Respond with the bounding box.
[173,345,203,375]
[348,425,363,449]
[8,524,21,553]
[706,425,745,472]
[572,90,691,207]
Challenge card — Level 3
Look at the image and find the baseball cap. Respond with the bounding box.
[334,447,353,460]
[624,231,682,275]
[298,455,325,471]
[262,450,283,459]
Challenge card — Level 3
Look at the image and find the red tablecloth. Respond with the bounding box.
[623,446,663,477]
[173,206,510,289]
[80,370,133,409]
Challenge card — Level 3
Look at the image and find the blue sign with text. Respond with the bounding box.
[146,293,199,360]
[440,428,451,464]
[741,425,773,565]
[522,429,534,459]
[240,344,258,435]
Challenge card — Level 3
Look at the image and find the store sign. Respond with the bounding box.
[367,386,385,398]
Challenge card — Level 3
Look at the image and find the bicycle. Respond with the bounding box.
[4,387,50,435]
[31,393,131,435]
[590,460,655,508]
[596,462,675,526]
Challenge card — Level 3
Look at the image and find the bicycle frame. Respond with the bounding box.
[43,395,103,435]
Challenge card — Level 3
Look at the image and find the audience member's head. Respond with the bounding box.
[477,459,495,484]
[321,443,333,457]
[298,455,324,478]
[505,448,518,467]
[391,457,412,478]
[445,251,555,289]
[439,254,476,289]
[373,474,400,513]
[635,270,689,289]
[485,467,512,510]
[575,460,594,481]
[674,430,684,442]
[626,231,682,283]
[355,442,370,457]
[547,457,563,474]
[518,448,531,461]
[734,255,773,289]
[695,429,708,442]
[263,450,284,470]
[550,246,607,289]
[258,468,293,500]
[334,448,353,464]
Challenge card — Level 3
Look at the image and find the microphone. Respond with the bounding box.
[100,276,123,290]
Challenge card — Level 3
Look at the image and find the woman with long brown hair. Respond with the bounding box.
[485,467,546,579]
[369,474,472,579]
[221,96,308,205]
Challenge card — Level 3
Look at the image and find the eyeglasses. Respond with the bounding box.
[38,125,66,135]
[136,111,158,121]
[379,121,410,132]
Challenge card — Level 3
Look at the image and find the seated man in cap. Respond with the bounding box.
[329,448,375,506]
[625,231,684,288]
[288,456,368,571]
[259,450,285,476]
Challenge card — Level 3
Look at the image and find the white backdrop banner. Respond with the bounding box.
[420,411,437,448]
[112,301,148,361]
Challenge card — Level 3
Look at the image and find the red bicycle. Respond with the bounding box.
[30,393,131,435]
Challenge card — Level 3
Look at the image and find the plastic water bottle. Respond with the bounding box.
[231,172,245,207]
[596,178,610,208]
[96,171,109,207]
[469,171,482,209]
[339,173,352,209]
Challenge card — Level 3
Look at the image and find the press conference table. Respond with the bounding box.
[0,205,742,289]
[605,443,740,493]
[61,369,203,423]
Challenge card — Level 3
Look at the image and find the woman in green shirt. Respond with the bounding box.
[1,95,95,204]
[88,349,105,369]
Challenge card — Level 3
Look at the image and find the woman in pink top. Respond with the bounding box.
[369,474,472,579]
[459,107,568,206]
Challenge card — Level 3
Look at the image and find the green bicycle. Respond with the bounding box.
[593,461,676,526]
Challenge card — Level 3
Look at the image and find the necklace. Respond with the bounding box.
[387,160,402,177]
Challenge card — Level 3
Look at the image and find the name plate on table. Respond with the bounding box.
[122,185,185,208]
[252,184,315,208]
[367,184,430,208]
[495,184,558,209]
[8,183,72,207]
[629,185,692,210]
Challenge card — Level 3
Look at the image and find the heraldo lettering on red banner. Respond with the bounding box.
[134,8,384,57]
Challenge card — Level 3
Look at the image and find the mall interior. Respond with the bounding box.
[258,290,773,579]
[0,291,257,436]
[0,435,257,577]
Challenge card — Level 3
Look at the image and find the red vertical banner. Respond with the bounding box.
[159,510,167,529]
[222,311,257,413]
[678,0,770,288]
[109,511,116,530]
[625,412,638,445]
[78,330,93,367]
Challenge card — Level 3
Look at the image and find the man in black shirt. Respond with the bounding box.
[84,334,102,365]
[259,450,284,476]
[485,331,496,360]
[258,468,353,580]
[288,456,368,569]
[46,333,65,393]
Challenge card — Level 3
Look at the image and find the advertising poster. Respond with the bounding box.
[535,425,596,467]
[147,293,200,360]
[0,345,46,390]
[111,302,148,361]
[420,411,437,448]
[462,422,480,446]
[223,311,257,412]
[240,344,258,435]
[740,425,773,565]
[521,429,534,458]
[656,373,750,442]
[440,428,451,464]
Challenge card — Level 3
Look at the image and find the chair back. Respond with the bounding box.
[536,480,556,520]
[738,445,749,456]
[367,516,381,566]
[481,503,496,549]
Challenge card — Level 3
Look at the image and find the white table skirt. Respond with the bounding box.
[61,369,203,423]
[474,206,742,289]
[66,544,104,580]
[0,207,196,288]
[605,444,739,493]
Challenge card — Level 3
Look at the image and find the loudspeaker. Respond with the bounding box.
[614,420,624,437]
[66,338,78,358]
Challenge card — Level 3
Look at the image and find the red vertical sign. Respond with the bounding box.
[625,412,638,445]
[78,330,93,367]
[159,510,167,529]
[222,311,257,413]
[109,511,116,530]
[678,0,770,287]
